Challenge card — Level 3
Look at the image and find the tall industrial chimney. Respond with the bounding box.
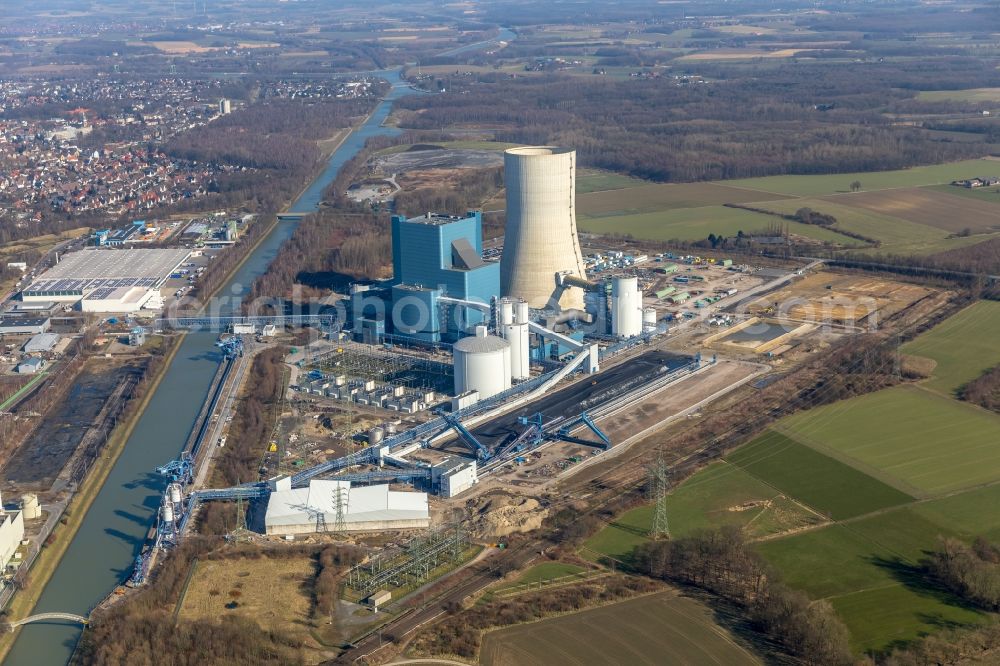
[500,147,587,311]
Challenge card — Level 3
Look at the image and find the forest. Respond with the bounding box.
[246,208,390,305]
[394,57,997,182]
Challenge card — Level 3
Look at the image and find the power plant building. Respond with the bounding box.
[264,478,430,536]
[500,147,587,311]
[390,211,499,342]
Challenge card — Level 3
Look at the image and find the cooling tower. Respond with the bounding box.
[501,147,587,311]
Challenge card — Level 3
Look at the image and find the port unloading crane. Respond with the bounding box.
[155,452,194,485]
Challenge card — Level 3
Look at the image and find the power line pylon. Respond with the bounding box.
[332,483,347,533]
[649,454,670,540]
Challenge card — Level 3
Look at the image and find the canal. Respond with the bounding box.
[4,69,415,666]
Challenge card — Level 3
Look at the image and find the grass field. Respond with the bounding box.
[578,205,854,243]
[576,169,649,194]
[757,506,987,653]
[819,188,1000,234]
[901,300,1000,394]
[496,562,586,591]
[726,431,914,518]
[926,182,1000,204]
[660,460,822,537]
[577,182,787,216]
[917,88,1000,103]
[582,504,653,563]
[178,556,317,644]
[830,584,986,653]
[752,197,955,253]
[723,159,1000,197]
[779,386,1000,496]
[478,591,761,666]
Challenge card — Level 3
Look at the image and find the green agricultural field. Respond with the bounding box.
[831,584,986,654]
[726,431,913,519]
[757,523,905,598]
[576,169,648,193]
[901,300,1000,395]
[479,591,761,666]
[917,88,1000,103]
[581,504,652,562]
[578,205,854,244]
[751,197,961,254]
[758,506,985,654]
[723,159,1000,197]
[926,183,1000,204]
[663,460,822,538]
[778,386,1000,496]
[912,483,1000,541]
[577,181,787,216]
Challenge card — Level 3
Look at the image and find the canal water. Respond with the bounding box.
[4,69,416,666]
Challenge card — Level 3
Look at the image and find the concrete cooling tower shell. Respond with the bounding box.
[501,147,587,311]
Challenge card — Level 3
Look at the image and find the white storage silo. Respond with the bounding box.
[162,501,174,524]
[502,300,530,381]
[20,494,40,521]
[643,308,658,332]
[612,277,643,338]
[453,326,511,400]
[500,299,514,326]
[500,147,588,310]
[169,484,182,504]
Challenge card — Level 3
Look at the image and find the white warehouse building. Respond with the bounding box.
[0,495,24,572]
[20,248,190,313]
[264,478,430,536]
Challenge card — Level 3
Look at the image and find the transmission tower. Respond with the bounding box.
[332,484,348,533]
[648,454,670,540]
[226,486,253,543]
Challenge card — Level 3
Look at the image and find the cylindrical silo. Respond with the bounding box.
[169,484,182,505]
[369,427,384,445]
[453,326,511,399]
[612,277,642,338]
[515,300,530,325]
[502,319,530,381]
[501,147,587,311]
[500,299,514,326]
[643,308,658,332]
[20,494,40,521]
[162,502,174,524]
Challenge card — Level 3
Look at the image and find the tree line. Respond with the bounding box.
[392,59,992,183]
[634,527,854,666]
[959,364,1000,414]
[211,346,287,488]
